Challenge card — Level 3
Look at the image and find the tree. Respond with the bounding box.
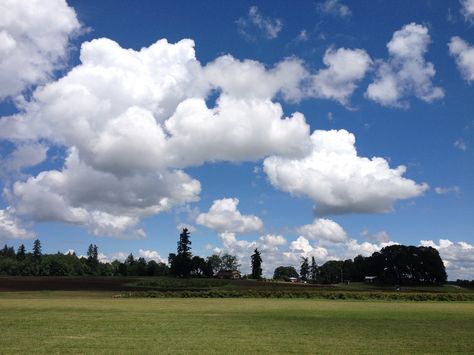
[32,239,42,260]
[300,257,309,281]
[206,254,222,276]
[273,266,298,281]
[221,254,240,271]
[191,256,207,277]
[310,256,318,283]
[318,260,343,283]
[251,248,263,279]
[170,228,193,277]
[16,244,26,261]
[1,245,15,258]
[87,244,99,274]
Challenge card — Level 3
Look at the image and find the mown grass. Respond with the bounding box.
[0,293,473,354]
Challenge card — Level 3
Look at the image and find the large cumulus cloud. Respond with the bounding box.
[0,0,81,100]
[264,129,428,215]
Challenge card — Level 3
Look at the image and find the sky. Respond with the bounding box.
[0,0,473,279]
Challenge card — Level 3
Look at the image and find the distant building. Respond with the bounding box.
[215,269,241,279]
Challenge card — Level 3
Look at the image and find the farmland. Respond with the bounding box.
[0,292,473,354]
[1,277,474,354]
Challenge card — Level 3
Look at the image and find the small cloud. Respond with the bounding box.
[296,29,309,42]
[361,229,390,243]
[317,0,352,18]
[460,0,474,23]
[138,249,166,263]
[434,186,461,196]
[237,6,283,40]
[454,138,468,151]
[196,198,263,234]
[327,112,334,121]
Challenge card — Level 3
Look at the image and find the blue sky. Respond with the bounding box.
[0,0,473,278]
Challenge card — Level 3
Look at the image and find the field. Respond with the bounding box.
[1,291,474,354]
[1,278,474,353]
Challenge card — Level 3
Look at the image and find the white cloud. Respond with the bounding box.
[0,0,81,100]
[237,6,283,40]
[196,198,263,233]
[204,55,308,102]
[308,47,372,105]
[283,236,329,262]
[420,239,474,279]
[164,96,311,166]
[297,218,348,243]
[360,229,390,243]
[1,143,48,173]
[259,234,287,249]
[264,129,428,215]
[454,138,468,151]
[461,0,474,23]
[449,36,474,82]
[366,23,444,107]
[138,249,166,263]
[110,252,127,262]
[7,149,199,238]
[317,0,352,18]
[297,30,309,42]
[0,208,34,240]
[434,186,461,196]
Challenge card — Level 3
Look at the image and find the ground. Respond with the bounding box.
[1,291,473,354]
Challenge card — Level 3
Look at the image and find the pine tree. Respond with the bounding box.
[32,239,42,260]
[17,244,26,260]
[251,248,263,279]
[170,228,193,277]
[300,257,309,282]
[310,256,318,282]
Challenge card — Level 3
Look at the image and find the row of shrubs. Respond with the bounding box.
[119,289,474,301]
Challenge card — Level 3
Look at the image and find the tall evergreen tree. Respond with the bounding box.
[17,244,26,260]
[87,244,99,273]
[170,228,193,277]
[310,256,318,282]
[32,239,42,260]
[300,257,309,281]
[251,248,263,279]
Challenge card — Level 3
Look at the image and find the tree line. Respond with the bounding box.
[274,244,447,285]
[0,230,447,285]
[0,229,252,278]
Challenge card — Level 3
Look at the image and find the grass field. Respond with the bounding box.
[1,292,473,354]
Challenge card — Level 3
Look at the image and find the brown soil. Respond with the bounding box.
[0,276,144,291]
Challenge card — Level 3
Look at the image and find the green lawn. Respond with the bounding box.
[1,293,473,354]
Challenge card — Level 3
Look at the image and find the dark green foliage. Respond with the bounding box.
[16,244,26,260]
[318,260,343,283]
[375,245,447,285]
[206,254,222,276]
[32,239,42,260]
[300,257,309,281]
[169,228,193,277]
[1,245,15,258]
[221,254,240,271]
[251,248,262,279]
[191,256,208,277]
[273,266,299,281]
[310,256,318,282]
